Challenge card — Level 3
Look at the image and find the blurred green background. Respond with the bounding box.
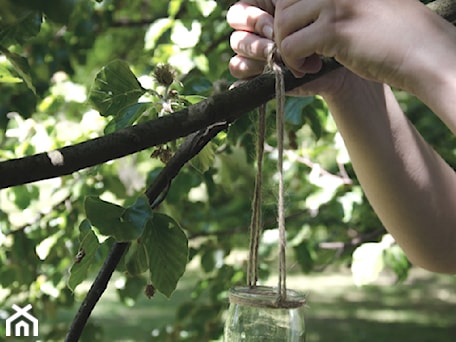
[1,0,455,341]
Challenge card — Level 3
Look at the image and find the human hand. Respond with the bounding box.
[274,0,456,95]
[226,1,276,80]
[227,0,350,97]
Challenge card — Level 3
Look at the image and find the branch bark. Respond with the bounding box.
[0,1,454,189]
[428,0,456,22]
[65,242,129,342]
[0,60,340,189]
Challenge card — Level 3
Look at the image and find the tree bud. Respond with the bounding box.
[153,63,176,87]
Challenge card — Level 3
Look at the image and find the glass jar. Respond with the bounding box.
[224,286,306,341]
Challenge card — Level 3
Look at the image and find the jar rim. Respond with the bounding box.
[228,286,306,309]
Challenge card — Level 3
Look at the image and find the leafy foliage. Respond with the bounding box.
[143,213,188,297]
[88,60,146,117]
[0,0,454,341]
[84,196,152,242]
[68,220,101,291]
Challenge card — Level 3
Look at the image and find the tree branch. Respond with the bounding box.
[428,0,456,22]
[0,1,454,189]
[65,242,129,342]
[0,60,340,189]
[318,228,386,251]
[145,121,229,205]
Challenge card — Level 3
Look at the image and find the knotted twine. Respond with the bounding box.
[245,46,304,308]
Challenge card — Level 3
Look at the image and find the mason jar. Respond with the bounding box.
[224,286,306,341]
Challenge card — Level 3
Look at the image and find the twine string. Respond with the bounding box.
[247,103,266,287]
[271,51,287,303]
[228,286,305,309]
[246,46,288,304]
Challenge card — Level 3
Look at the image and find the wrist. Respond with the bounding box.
[322,71,378,106]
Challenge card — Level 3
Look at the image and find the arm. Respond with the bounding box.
[325,75,456,273]
[274,0,456,273]
[227,0,456,273]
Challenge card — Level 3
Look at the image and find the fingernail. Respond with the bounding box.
[292,70,306,78]
[293,58,308,77]
[263,25,274,40]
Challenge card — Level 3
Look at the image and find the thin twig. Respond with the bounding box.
[111,18,157,27]
[145,122,228,205]
[65,242,129,342]
[319,228,386,250]
[265,144,353,185]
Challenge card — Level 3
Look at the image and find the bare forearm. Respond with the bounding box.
[325,76,456,273]
[407,11,456,135]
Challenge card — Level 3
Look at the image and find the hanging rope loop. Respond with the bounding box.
[246,44,289,306]
[270,48,287,303]
[247,103,266,287]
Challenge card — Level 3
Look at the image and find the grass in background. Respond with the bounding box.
[51,266,456,342]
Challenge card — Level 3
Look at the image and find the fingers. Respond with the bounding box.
[274,0,320,38]
[229,55,265,79]
[275,0,327,76]
[227,2,276,79]
[230,31,275,61]
[239,0,277,15]
[227,2,274,39]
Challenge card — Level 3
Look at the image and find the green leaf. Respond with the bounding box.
[168,0,184,18]
[84,196,151,242]
[68,220,100,291]
[190,141,216,173]
[123,196,154,236]
[284,96,315,126]
[0,63,22,83]
[180,94,206,105]
[85,196,125,233]
[304,98,329,140]
[143,213,188,297]
[0,10,42,46]
[125,241,149,276]
[1,48,36,94]
[11,184,39,209]
[88,60,146,117]
[384,245,411,282]
[293,241,315,273]
[104,102,153,134]
[200,244,217,273]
